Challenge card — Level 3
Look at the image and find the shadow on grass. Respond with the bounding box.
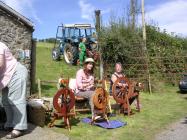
[52,117,81,129]
[181,117,187,124]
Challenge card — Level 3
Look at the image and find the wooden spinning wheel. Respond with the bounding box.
[93,87,109,110]
[112,76,133,116]
[92,87,109,124]
[53,88,75,113]
[48,88,75,130]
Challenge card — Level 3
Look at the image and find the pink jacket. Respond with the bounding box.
[0,42,17,90]
[76,69,94,93]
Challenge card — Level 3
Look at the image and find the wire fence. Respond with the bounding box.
[103,56,187,90]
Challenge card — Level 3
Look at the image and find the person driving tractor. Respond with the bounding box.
[79,37,87,66]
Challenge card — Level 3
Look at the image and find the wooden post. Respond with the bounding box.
[141,0,152,93]
[38,79,41,98]
[141,0,146,43]
[130,0,136,30]
[95,10,101,33]
[95,10,103,80]
[31,39,36,95]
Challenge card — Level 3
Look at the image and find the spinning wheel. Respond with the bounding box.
[48,88,75,130]
[112,76,133,116]
[93,87,109,110]
[53,88,75,113]
[92,87,109,124]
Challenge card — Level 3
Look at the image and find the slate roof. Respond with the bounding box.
[0,1,34,31]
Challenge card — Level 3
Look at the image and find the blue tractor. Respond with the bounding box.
[52,24,99,65]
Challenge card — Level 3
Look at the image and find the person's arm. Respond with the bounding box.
[0,55,4,67]
[79,43,83,52]
[85,76,95,90]
[76,70,84,90]
[0,49,4,68]
[111,74,128,87]
[111,74,117,84]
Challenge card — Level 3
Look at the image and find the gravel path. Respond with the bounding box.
[155,116,187,140]
[0,123,69,140]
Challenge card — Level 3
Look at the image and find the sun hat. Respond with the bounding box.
[84,58,95,64]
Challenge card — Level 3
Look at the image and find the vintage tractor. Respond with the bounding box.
[52,24,99,65]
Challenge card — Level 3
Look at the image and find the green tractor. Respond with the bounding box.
[52,24,99,65]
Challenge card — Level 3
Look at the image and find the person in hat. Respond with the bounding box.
[0,42,28,139]
[78,37,87,66]
[75,58,95,117]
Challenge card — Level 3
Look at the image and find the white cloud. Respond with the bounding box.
[145,0,187,36]
[1,0,42,24]
[78,0,95,20]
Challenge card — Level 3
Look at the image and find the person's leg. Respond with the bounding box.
[12,104,27,130]
[79,52,84,66]
[2,87,13,128]
[83,53,86,62]
[4,63,28,138]
[7,63,28,130]
[75,91,94,116]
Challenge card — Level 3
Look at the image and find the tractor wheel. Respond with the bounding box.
[52,47,61,61]
[71,46,79,65]
[64,43,78,65]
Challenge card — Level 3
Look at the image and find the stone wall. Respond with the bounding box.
[0,9,33,95]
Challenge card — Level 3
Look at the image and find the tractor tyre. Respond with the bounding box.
[52,47,61,61]
[64,43,78,65]
[71,46,79,65]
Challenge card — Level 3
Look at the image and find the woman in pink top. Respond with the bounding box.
[75,58,95,117]
[0,42,28,139]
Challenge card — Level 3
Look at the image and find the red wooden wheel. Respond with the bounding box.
[53,88,75,113]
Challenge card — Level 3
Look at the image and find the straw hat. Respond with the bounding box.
[84,58,95,64]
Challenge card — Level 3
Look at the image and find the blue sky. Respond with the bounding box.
[1,0,187,39]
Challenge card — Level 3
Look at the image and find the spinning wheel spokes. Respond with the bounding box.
[93,87,108,110]
[112,76,130,104]
[53,88,75,113]
[49,88,75,130]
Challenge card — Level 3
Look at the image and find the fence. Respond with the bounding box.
[103,56,187,91]
[37,79,58,98]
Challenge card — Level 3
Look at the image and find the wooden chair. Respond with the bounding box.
[68,78,90,115]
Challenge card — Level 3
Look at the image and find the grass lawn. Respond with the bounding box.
[36,42,187,140]
[36,42,80,96]
[51,88,187,140]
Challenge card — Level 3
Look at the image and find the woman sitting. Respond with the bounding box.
[75,58,95,118]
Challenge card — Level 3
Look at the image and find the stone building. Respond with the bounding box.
[0,1,36,95]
